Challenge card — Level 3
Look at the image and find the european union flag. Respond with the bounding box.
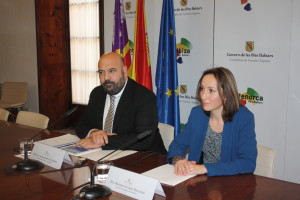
[155,0,180,136]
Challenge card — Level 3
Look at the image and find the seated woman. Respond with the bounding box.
[168,67,257,176]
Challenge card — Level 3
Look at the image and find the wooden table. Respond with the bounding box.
[1,120,300,200]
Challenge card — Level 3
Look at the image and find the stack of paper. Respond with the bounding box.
[142,164,196,186]
[81,150,137,161]
[36,134,100,156]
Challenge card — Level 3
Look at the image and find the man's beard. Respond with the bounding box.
[102,76,126,95]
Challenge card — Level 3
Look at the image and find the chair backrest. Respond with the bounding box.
[16,111,49,129]
[158,123,174,150]
[254,145,275,178]
[0,108,9,121]
[0,82,28,108]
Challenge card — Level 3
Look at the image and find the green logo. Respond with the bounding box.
[240,88,263,105]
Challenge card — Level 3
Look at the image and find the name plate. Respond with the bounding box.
[106,166,165,200]
[30,142,72,169]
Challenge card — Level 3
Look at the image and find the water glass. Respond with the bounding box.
[19,138,33,156]
[96,160,113,183]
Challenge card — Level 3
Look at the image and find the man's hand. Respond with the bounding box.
[76,130,117,149]
[76,137,101,149]
[90,130,117,147]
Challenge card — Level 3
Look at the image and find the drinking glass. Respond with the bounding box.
[96,160,113,183]
[19,138,33,156]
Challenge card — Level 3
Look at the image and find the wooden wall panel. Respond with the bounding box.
[35,0,72,129]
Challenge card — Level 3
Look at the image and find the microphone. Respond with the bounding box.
[64,106,78,117]
[79,130,152,199]
[14,106,79,171]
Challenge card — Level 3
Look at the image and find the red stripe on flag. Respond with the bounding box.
[132,0,152,90]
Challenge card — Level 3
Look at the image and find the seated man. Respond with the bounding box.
[75,52,167,155]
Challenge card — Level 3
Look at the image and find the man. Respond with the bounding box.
[75,52,167,155]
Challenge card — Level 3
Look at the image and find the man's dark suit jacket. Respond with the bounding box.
[75,78,167,155]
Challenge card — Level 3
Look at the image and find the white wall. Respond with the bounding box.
[0,0,39,112]
[214,0,293,181]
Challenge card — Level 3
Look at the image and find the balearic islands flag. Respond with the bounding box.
[155,0,180,136]
[130,0,153,90]
[112,0,131,70]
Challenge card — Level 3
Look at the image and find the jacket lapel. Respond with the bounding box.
[112,79,133,132]
[97,88,107,130]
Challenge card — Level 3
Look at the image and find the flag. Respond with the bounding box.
[112,0,131,70]
[155,0,180,136]
[130,0,153,90]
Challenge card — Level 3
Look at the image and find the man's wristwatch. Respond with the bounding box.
[172,156,185,165]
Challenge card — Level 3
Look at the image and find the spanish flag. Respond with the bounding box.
[129,0,153,90]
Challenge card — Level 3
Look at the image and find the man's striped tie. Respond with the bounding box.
[104,96,115,133]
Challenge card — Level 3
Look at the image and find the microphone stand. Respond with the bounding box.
[15,106,79,171]
[8,110,16,122]
[79,130,152,199]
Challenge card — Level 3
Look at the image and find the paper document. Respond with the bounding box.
[37,134,79,146]
[36,134,100,156]
[142,164,196,186]
[81,150,137,161]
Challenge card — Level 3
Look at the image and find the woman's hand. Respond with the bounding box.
[174,159,190,176]
[174,160,208,176]
[187,161,208,175]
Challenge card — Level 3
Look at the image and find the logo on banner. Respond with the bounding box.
[180,0,188,7]
[241,0,252,11]
[227,41,274,63]
[125,2,131,10]
[174,1,202,16]
[176,38,192,64]
[245,41,254,52]
[125,0,135,16]
[240,88,263,105]
[180,85,187,94]
[179,84,198,105]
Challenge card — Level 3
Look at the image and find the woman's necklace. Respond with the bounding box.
[210,116,224,133]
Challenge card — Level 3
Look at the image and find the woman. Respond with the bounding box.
[168,67,257,176]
